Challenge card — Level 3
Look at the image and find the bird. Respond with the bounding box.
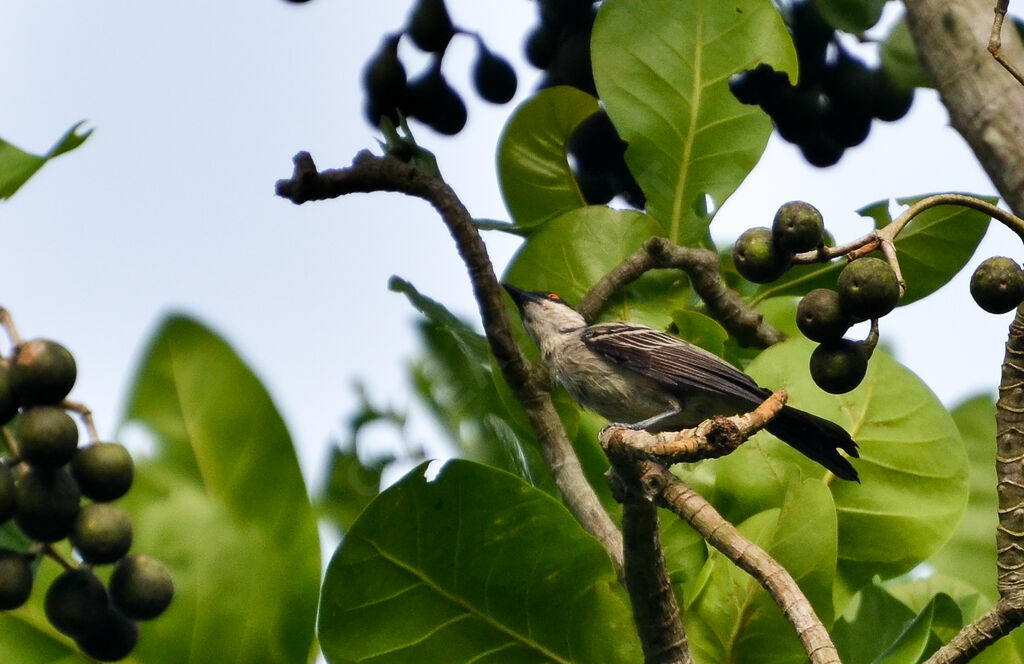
[502,284,859,481]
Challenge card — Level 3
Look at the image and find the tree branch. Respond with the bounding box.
[276,150,625,573]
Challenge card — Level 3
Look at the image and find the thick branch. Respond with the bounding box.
[577,236,784,348]
[277,151,624,572]
[903,0,1024,217]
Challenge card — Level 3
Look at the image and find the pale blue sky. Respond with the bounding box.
[1,1,1018,485]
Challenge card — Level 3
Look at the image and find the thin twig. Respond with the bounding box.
[276,150,626,574]
[0,308,23,348]
[988,0,1024,86]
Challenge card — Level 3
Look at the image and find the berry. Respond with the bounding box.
[10,338,76,406]
[810,339,869,394]
[0,360,17,425]
[0,465,15,524]
[525,21,559,69]
[110,554,174,620]
[970,257,1024,314]
[797,289,851,343]
[71,442,134,502]
[732,227,792,283]
[363,35,407,125]
[14,466,82,542]
[405,60,467,135]
[472,40,517,104]
[46,568,110,637]
[17,406,79,468]
[74,609,139,662]
[71,503,133,564]
[407,0,455,54]
[0,549,32,610]
[871,68,915,122]
[772,201,824,253]
[837,257,901,320]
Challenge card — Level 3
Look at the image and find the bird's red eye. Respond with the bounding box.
[546,293,563,302]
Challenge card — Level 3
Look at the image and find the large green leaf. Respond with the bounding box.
[497,87,598,229]
[118,315,320,664]
[0,122,92,200]
[879,18,934,90]
[318,459,640,664]
[740,339,968,593]
[813,0,887,34]
[684,479,837,664]
[592,0,797,247]
[502,206,687,329]
[751,193,993,305]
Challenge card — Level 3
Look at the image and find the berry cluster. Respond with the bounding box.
[970,257,1024,314]
[0,323,172,662]
[728,1,914,167]
[732,201,896,394]
[363,0,518,135]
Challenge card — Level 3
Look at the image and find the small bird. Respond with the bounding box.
[503,284,859,482]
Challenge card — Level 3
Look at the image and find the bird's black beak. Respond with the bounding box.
[501,283,545,311]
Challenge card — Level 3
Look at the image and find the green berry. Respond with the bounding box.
[11,339,77,406]
[110,554,174,620]
[837,257,901,320]
[0,549,32,610]
[17,406,79,468]
[772,201,825,253]
[732,227,792,283]
[797,288,851,343]
[970,256,1024,314]
[46,568,109,637]
[71,443,134,502]
[810,340,869,394]
[74,608,138,662]
[14,466,81,542]
[71,503,133,564]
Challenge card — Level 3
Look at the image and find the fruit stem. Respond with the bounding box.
[61,400,101,443]
[40,543,77,572]
[0,308,24,349]
[1,426,21,460]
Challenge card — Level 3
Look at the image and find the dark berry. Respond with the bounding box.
[970,256,1024,314]
[837,257,901,320]
[71,443,134,502]
[17,406,79,468]
[71,503,133,565]
[797,289,851,343]
[810,340,869,394]
[407,0,455,54]
[525,21,559,69]
[110,554,174,620]
[472,41,517,104]
[0,549,32,610]
[74,609,139,662]
[0,465,14,524]
[46,568,109,637]
[10,338,76,406]
[405,60,467,135]
[732,227,792,283]
[14,466,82,542]
[772,201,824,253]
[363,35,407,125]
[0,360,16,425]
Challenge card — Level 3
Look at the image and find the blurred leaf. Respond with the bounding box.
[671,310,729,357]
[879,18,934,90]
[859,194,994,305]
[928,394,998,599]
[834,582,917,664]
[318,460,640,664]
[503,206,688,329]
[592,0,797,247]
[873,593,960,664]
[0,122,92,200]
[319,442,392,534]
[813,0,887,33]
[741,339,968,593]
[119,315,320,664]
[497,86,598,228]
[685,480,837,664]
[390,276,489,359]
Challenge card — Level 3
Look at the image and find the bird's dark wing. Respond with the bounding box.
[581,322,769,405]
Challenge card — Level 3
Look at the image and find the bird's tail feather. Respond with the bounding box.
[765,406,860,482]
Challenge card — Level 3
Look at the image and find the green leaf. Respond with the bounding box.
[859,194,994,305]
[879,18,934,90]
[319,442,392,534]
[813,0,887,33]
[502,206,688,329]
[0,122,92,200]
[390,276,489,359]
[119,315,320,664]
[685,479,837,664]
[927,395,999,600]
[742,339,969,591]
[318,459,640,664]
[670,310,728,358]
[834,582,918,664]
[592,0,797,247]
[871,593,960,664]
[497,87,598,228]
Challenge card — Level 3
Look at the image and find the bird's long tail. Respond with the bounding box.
[765,406,860,482]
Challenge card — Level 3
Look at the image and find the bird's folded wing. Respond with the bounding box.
[582,322,769,404]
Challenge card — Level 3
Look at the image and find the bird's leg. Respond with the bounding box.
[600,406,683,436]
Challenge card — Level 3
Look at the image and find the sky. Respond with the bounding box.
[1,1,1021,489]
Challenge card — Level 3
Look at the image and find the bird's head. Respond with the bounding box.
[502,284,587,347]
